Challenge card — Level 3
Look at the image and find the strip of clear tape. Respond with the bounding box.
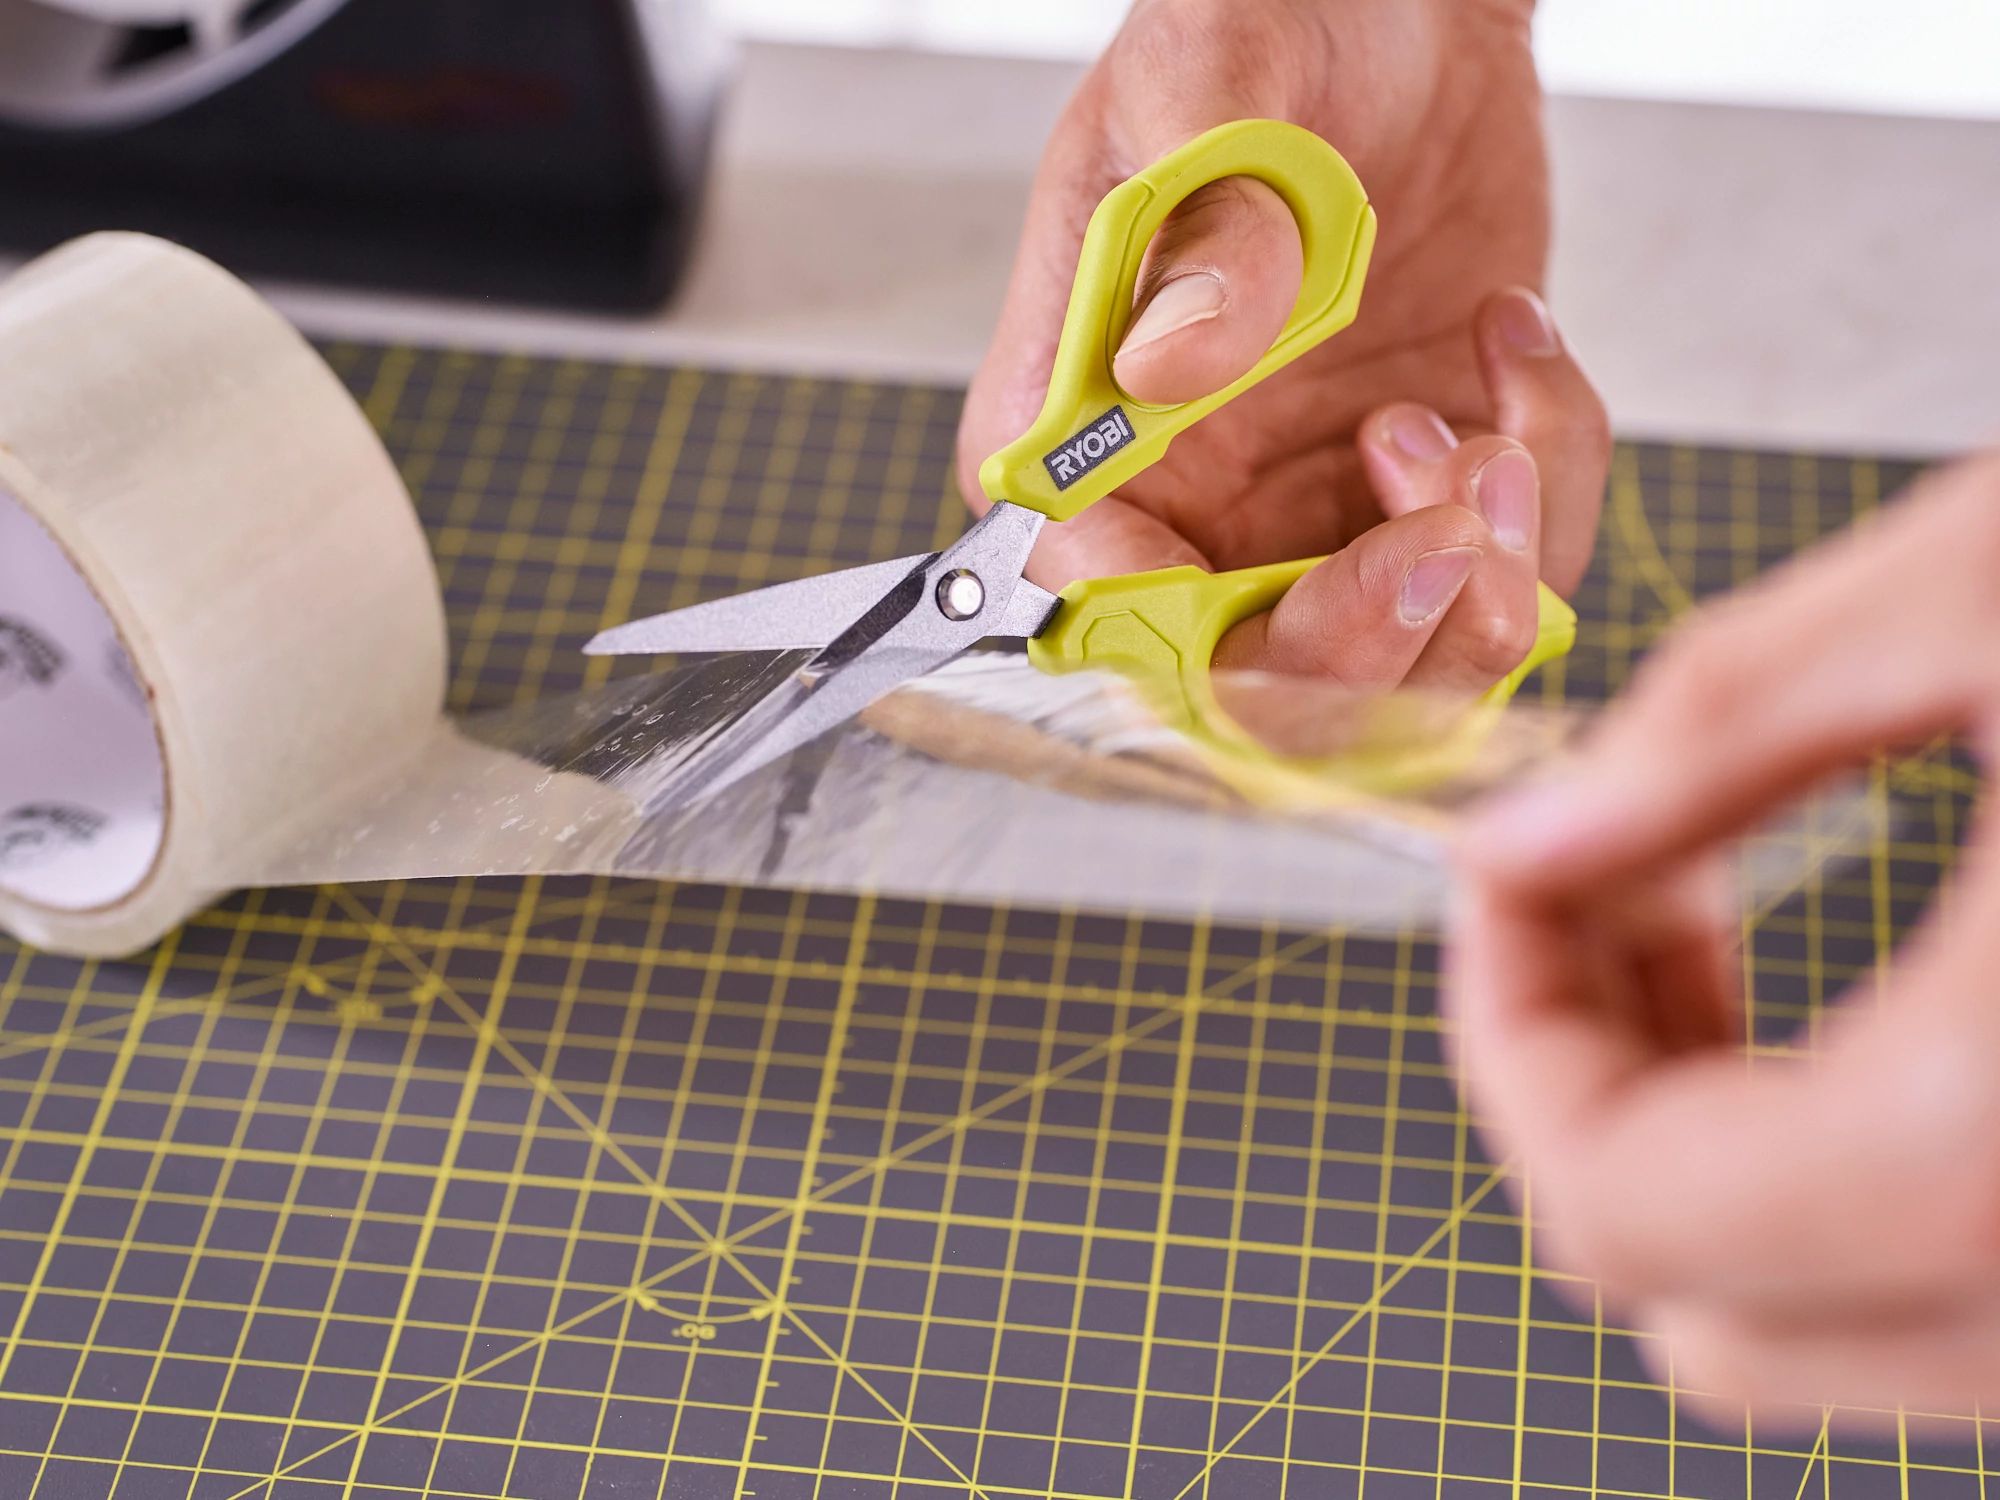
[0,236,1890,955]
[250,650,1886,936]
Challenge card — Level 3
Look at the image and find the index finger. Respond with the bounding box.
[1450,869,2000,1313]
[1460,457,2000,899]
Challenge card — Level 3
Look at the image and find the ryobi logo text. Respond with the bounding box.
[1043,406,1136,491]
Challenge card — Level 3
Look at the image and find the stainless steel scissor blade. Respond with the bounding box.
[584,553,933,656]
[615,502,1061,817]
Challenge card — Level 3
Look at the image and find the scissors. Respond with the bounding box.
[588,119,1576,812]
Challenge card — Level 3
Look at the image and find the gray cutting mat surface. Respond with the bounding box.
[0,345,1973,1498]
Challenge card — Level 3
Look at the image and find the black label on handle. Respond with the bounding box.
[1043,406,1136,491]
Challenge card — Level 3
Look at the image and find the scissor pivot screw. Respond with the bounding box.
[936,569,986,621]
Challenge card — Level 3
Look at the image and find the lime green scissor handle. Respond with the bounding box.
[1030,560,1576,796]
[978,118,1378,522]
[988,118,1575,794]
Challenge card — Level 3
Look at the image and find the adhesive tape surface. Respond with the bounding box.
[0,236,1874,959]
[0,234,451,953]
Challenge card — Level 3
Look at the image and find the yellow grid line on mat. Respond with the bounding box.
[0,347,1978,1500]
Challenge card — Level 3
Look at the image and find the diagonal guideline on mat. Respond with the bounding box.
[225,888,1380,1497]
[0,347,1980,1500]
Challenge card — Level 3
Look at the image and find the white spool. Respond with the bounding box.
[0,0,351,130]
[34,0,239,27]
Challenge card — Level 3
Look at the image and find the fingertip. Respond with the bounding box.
[1112,270,1229,395]
[1469,442,1540,555]
[1111,176,1302,406]
[1218,506,1494,682]
[1359,402,1465,519]
[1111,283,1270,406]
[1441,874,1504,1047]
[1366,402,1459,466]
[1467,286,1607,595]
[1458,772,1628,891]
[1480,285,1563,361]
[1460,778,1577,867]
[1399,544,1479,625]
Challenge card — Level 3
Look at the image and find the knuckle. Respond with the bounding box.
[1573,388,1614,466]
[952,444,985,516]
[1424,506,1492,555]
[1958,1139,2000,1259]
[1950,1175,2000,1271]
[1676,1375,1761,1431]
[1534,1170,1684,1302]
[1361,515,1481,601]
[1892,450,2000,562]
[1155,178,1296,266]
[1456,600,1540,675]
[1533,1181,1642,1290]
[1531,362,1612,464]
[1117,3,1276,110]
[1641,1311,1760,1415]
[1544,1212,1644,1293]
[1889,1048,2000,1268]
[1954,457,2000,559]
[1949,449,2000,508]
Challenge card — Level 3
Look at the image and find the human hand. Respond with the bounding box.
[1449,451,2000,1421]
[957,0,1608,694]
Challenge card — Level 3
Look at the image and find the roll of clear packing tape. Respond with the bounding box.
[0,232,458,953]
[0,235,1879,959]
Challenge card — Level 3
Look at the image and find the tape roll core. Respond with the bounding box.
[0,484,166,909]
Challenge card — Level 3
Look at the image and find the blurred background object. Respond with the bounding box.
[0,0,729,308]
[717,0,2000,120]
[3,1,1985,457]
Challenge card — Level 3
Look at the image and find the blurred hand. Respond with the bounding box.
[957,0,1607,693]
[1450,451,2000,1422]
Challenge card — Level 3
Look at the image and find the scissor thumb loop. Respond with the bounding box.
[1110,171,1307,408]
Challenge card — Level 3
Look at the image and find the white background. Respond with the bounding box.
[713,0,2000,120]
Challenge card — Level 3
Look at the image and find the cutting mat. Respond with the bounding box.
[0,346,1978,1500]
